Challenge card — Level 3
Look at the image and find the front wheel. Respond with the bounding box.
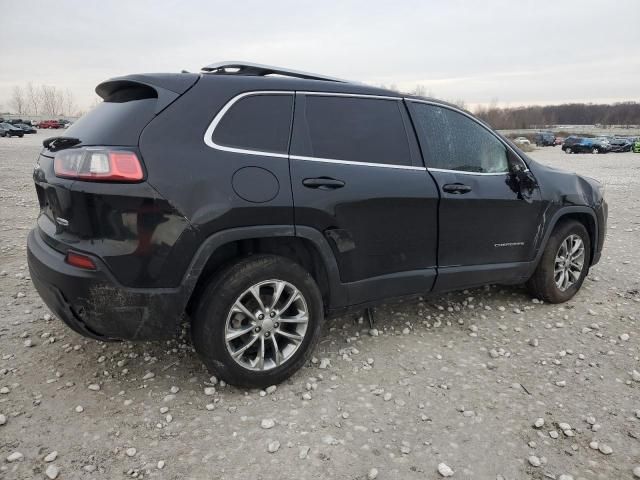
[526,220,591,303]
[565,147,572,154]
[592,147,599,154]
[192,255,323,388]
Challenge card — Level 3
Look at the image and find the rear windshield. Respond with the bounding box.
[64,98,157,147]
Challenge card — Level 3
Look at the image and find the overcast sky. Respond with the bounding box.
[1,0,638,113]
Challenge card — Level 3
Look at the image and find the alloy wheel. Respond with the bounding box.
[224,279,309,371]
[554,234,585,291]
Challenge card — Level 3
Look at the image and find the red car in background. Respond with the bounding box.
[37,120,64,129]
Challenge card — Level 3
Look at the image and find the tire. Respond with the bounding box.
[565,147,572,154]
[192,254,324,388]
[526,220,591,303]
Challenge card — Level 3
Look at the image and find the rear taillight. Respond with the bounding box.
[54,148,143,182]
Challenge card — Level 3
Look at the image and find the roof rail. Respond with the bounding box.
[200,61,350,83]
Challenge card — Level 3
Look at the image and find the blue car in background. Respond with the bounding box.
[562,136,611,154]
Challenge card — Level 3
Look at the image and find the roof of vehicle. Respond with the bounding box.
[99,61,468,112]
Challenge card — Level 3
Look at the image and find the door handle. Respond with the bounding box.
[302,177,345,190]
[442,183,472,194]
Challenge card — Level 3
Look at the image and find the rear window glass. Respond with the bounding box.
[64,99,158,147]
[212,94,293,154]
[301,96,411,166]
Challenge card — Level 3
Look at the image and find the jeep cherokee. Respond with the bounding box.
[27,62,607,387]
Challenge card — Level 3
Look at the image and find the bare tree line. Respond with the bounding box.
[8,83,77,117]
[382,83,639,129]
[474,101,640,130]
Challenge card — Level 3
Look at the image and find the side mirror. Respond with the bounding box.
[510,162,537,192]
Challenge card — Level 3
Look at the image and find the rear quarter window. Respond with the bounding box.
[211,93,294,155]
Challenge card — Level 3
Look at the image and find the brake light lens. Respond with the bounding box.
[54,148,143,182]
[66,251,97,270]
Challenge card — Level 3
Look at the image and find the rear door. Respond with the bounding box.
[406,100,544,291]
[290,93,439,305]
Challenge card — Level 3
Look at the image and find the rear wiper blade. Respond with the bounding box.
[43,136,81,152]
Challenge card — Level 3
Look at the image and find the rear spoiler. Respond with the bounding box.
[95,73,200,114]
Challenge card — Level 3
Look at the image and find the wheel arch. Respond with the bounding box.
[535,207,599,269]
[182,226,345,316]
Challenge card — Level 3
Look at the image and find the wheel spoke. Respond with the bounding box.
[275,329,304,343]
[567,268,580,282]
[256,336,265,370]
[556,270,565,289]
[271,335,282,366]
[570,238,582,255]
[279,289,300,315]
[278,314,309,324]
[250,285,266,312]
[231,334,259,358]
[226,325,256,341]
[232,300,257,322]
[270,281,286,310]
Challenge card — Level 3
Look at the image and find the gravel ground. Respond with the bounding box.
[1,132,639,480]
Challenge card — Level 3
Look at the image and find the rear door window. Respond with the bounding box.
[295,95,413,166]
[409,102,509,174]
[211,93,294,154]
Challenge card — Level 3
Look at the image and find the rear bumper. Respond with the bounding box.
[27,229,187,341]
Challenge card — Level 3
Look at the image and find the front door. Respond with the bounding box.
[290,93,440,305]
[407,100,545,291]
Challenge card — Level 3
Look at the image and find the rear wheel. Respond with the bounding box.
[592,147,599,154]
[192,255,323,388]
[526,220,591,303]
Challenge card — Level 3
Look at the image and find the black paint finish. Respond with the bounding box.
[27,72,607,340]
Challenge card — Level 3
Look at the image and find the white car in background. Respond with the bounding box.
[513,136,531,146]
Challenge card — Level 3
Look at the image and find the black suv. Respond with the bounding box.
[27,62,607,387]
[534,131,556,146]
[0,122,25,137]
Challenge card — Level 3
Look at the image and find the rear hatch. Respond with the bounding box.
[33,73,199,286]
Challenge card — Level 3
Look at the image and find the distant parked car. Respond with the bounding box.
[15,123,37,134]
[534,131,556,146]
[0,122,25,137]
[513,136,531,146]
[562,136,611,154]
[37,120,64,129]
[554,137,565,146]
[608,137,633,152]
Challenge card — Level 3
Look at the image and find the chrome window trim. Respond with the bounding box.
[290,154,426,171]
[405,98,530,174]
[202,90,526,174]
[299,91,401,101]
[204,90,413,169]
[203,90,293,158]
[427,167,507,176]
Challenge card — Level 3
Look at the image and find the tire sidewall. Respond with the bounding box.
[193,255,323,388]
